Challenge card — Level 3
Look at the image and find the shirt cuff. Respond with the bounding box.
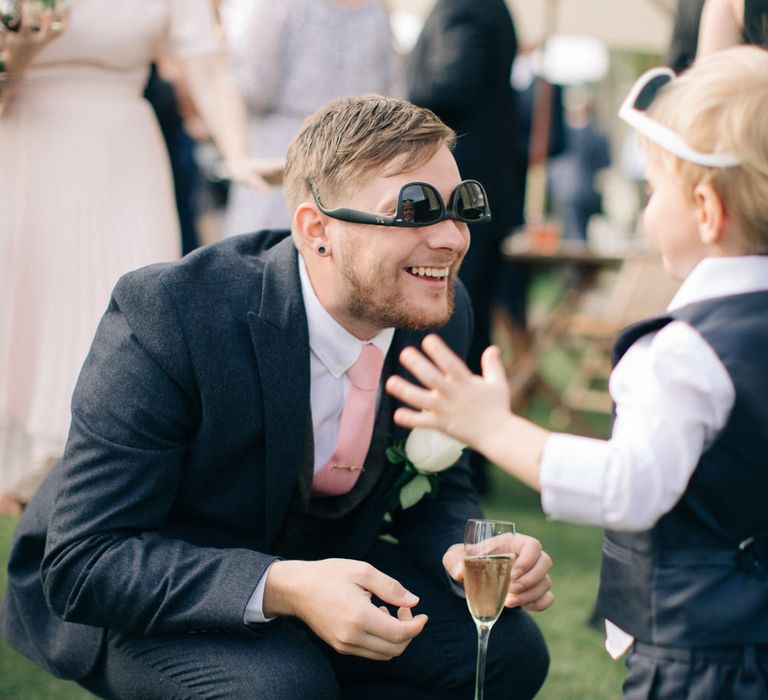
[243,564,277,624]
[540,433,611,526]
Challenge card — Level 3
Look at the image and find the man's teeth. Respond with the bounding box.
[408,266,449,278]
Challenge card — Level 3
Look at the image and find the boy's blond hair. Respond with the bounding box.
[283,95,455,233]
[646,45,768,251]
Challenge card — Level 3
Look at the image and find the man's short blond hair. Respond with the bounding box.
[645,46,768,251]
[283,95,456,222]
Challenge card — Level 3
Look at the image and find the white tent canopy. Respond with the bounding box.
[386,0,675,54]
[509,0,674,53]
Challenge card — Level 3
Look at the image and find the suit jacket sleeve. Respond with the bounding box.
[392,281,483,582]
[40,267,275,635]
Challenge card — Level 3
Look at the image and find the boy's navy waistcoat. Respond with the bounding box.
[598,291,768,647]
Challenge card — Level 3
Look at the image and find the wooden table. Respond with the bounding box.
[496,233,626,432]
[502,233,625,267]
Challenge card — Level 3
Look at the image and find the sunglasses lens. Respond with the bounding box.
[634,73,672,111]
[400,184,442,224]
[454,181,489,222]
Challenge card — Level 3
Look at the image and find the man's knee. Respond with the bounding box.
[83,625,340,700]
[217,626,339,699]
[265,642,338,699]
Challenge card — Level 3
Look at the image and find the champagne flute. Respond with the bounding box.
[464,518,516,700]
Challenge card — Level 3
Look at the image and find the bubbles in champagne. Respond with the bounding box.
[464,554,514,624]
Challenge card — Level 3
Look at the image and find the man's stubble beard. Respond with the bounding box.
[340,244,458,331]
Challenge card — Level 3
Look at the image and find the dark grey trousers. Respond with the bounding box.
[624,641,768,700]
[79,540,549,699]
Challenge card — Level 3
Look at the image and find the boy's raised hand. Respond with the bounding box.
[387,334,550,492]
[385,334,512,452]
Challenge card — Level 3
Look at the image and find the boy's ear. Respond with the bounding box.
[693,182,725,245]
[293,202,330,253]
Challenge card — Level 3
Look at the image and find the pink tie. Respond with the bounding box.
[312,344,385,497]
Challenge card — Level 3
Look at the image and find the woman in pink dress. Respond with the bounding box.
[0,0,268,513]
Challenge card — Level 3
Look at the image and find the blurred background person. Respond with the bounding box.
[143,62,206,256]
[222,0,403,235]
[406,0,520,492]
[666,0,706,72]
[698,0,768,54]
[494,50,565,336]
[547,86,611,242]
[0,0,273,514]
[662,0,768,74]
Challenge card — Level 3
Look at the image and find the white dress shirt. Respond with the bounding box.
[244,253,394,623]
[538,255,768,657]
[298,255,394,473]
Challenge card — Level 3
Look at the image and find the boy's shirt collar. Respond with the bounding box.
[668,255,768,311]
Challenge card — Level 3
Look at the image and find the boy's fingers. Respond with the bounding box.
[385,376,434,411]
[481,345,508,384]
[392,406,438,430]
[398,347,447,391]
[421,334,473,378]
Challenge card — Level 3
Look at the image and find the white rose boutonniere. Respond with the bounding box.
[386,428,467,510]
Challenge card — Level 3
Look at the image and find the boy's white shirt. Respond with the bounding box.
[538,255,768,658]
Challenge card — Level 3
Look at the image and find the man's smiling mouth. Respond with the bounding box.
[406,266,450,278]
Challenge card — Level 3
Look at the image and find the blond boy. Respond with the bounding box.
[387,46,768,699]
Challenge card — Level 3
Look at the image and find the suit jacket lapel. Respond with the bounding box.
[247,239,311,547]
[245,247,439,546]
[387,327,425,446]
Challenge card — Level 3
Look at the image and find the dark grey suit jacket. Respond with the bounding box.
[1,231,480,680]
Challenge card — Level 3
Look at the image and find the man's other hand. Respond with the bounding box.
[263,558,428,660]
[442,533,554,612]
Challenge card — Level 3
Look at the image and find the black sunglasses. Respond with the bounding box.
[310,179,492,228]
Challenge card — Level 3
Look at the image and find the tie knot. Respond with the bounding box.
[347,344,384,390]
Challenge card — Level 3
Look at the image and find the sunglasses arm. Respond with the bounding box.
[317,205,399,226]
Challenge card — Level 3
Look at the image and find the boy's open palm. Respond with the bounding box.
[386,334,511,450]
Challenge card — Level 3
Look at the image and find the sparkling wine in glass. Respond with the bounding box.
[464,518,516,700]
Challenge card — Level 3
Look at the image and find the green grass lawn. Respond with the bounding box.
[0,468,626,699]
[0,515,92,699]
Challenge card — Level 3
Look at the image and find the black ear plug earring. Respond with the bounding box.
[318,246,327,255]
